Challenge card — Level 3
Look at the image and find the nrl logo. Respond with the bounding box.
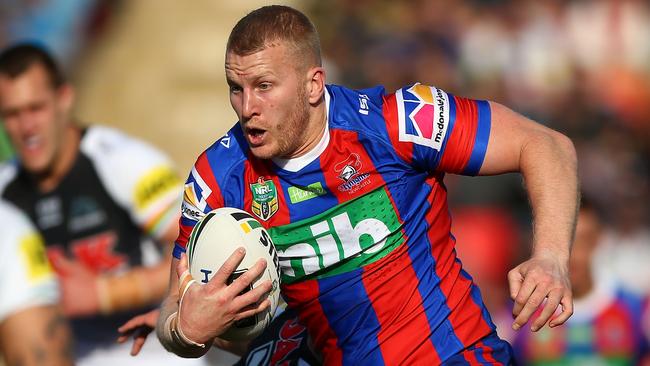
[334,153,370,193]
[250,177,278,221]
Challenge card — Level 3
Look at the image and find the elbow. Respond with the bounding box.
[549,130,577,170]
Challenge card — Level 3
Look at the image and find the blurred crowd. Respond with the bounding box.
[1,0,649,365]
[310,0,650,363]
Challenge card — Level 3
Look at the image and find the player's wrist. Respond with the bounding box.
[96,276,112,314]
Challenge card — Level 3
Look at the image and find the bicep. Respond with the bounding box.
[0,305,72,366]
[479,101,554,175]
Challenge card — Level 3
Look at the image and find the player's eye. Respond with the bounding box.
[258,82,271,91]
[229,84,242,94]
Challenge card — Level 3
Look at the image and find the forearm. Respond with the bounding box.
[520,129,579,261]
[0,306,73,366]
[155,258,209,358]
[97,257,171,314]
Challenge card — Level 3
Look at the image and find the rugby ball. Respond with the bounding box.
[186,207,281,341]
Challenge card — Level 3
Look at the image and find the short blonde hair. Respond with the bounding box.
[227,5,321,70]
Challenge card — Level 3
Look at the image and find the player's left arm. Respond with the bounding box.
[480,101,578,332]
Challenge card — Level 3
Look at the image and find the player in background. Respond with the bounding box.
[0,43,211,365]
[156,5,578,365]
[0,200,73,366]
[513,200,650,365]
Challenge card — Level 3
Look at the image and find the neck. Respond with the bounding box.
[285,100,327,159]
[36,124,80,192]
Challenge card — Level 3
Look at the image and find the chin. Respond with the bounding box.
[249,146,278,160]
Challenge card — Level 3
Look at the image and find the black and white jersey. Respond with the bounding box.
[0,125,181,346]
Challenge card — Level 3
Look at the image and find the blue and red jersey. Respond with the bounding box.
[175,83,512,365]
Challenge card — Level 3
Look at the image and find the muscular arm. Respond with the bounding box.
[0,305,73,366]
[480,102,578,331]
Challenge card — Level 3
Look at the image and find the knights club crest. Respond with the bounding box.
[250,177,279,221]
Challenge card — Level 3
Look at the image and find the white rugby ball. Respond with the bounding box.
[186,207,281,341]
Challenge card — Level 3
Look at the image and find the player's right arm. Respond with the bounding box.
[156,150,272,358]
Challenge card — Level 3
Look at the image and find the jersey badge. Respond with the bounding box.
[334,153,370,194]
[398,83,449,150]
[250,177,279,221]
[184,167,212,212]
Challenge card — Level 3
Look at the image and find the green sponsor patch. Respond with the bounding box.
[270,187,405,284]
[287,182,326,204]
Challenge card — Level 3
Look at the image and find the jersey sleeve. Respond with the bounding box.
[174,150,225,259]
[80,126,182,241]
[383,83,491,175]
[0,202,59,323]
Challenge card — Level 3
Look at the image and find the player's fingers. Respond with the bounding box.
[549,292,574,327]
[176,253,189,279]
[233,299,271,321]
[47,249,72,276]
[130,332,149,356]
[208,247,246,289]
[530,288,563,331]
[225,259,267,298]
[512,283,550,330]
[117,314,145,334]
[507,268,524,300]
[231,278,273,310]
[511,274,538,318]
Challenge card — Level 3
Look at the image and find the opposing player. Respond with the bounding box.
[0,200,73,366]
[157,5,578,364]
[513,200,650,364]
[0,43,185,364]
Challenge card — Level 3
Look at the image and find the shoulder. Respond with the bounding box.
[325,84,392,140]
[0,160,19,196]
[79,125,181,211]
[0,201,59,323]
[194,123,249,178]
[0,200,34,245]
[80,125,170,165]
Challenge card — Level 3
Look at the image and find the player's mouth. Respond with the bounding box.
[20,134,43,156]
[245,127,267,146]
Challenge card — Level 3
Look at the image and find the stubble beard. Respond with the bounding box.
[276,84,311,159]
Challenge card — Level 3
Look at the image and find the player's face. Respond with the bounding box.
[226,42,312,160]
[0,64,73,174]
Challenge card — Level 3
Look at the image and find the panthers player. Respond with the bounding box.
[0,43,196,364]
[0,200,72,366]
[157,6,578,365]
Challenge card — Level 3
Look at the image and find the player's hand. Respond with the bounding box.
[175,249,273,344]
[48,250,101,317]
[117,309,160,356]
[508,251,573,332]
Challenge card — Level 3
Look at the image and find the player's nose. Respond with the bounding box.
[241,88,260,120]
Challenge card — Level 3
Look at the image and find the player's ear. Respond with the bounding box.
[56,83,75,113]
[307,66,325,105]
